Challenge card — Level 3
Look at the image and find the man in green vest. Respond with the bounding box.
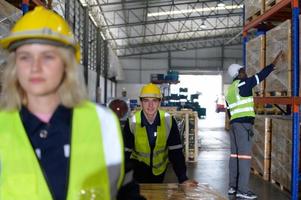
[225,51,283,199]
[123,83,198,186]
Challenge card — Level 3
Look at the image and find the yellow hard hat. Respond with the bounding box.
[140,83,162,99]
[0,6,81,62]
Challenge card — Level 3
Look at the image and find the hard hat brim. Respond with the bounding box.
[140,94,162,99]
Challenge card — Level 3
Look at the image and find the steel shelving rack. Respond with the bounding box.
[243,0,300,199]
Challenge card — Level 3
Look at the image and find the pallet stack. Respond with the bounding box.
[265,19,292,97]
[270,116,301,191]
[251,115,272,181]
[168,109,199,162]
[245,0,265,22]
[245,0,285,22]
[245,0,301,192]
[246,19,293,115]
[131,107,199,162]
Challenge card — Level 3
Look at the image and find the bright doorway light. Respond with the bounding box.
[170,74,222,115]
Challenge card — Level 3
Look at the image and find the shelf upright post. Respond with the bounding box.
[243,32,248,67]
[22,0,29,14]
[291,0,300,199]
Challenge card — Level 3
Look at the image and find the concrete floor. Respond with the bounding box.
[164,111,290,199]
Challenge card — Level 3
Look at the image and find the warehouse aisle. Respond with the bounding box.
[164,111,290,199]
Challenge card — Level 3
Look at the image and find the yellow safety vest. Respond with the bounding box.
[0,101,124,200]
[129,110,171,175]
[226,80,255,120]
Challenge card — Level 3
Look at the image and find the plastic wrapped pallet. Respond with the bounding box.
[251,115,272,181]
[140,183,226,200]
[168,109,199,162]
[270,116,301,191]
[246,35,265,95]
[245,0,264,21]
[265,19,292,96]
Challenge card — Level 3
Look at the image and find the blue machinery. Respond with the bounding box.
[243,0,300,199]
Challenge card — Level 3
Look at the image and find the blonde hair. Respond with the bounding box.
[0,47,88,110]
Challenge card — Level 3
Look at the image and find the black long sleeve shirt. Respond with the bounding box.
[20,105,144,200]
[123,111,188,183]
[227,64,275,124]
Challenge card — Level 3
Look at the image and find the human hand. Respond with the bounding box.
[180,179,199,187]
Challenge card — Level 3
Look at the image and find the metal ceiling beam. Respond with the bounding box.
[110,25,242,40]
[84,0,244,57]
[103,12,242,28]
[117,32,242,57]
[93,0,239,11]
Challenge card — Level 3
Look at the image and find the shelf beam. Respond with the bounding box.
[254,97,301,105]
[32,0,46,7]
[243,0,291,32]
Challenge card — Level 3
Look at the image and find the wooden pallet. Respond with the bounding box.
[271,179,290,192]
[265,0,283,12]
[265,91,289,97]
[251,116,272,181]
[246,10,262,23]
[251,168,267,180]
[245,0,265,22]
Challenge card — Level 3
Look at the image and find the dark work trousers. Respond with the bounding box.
[229,122,253,193]
[132,160,166,183]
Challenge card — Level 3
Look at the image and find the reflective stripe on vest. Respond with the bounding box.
[226,80,255,120]
[129,110,171,175]
[0,101,123,200]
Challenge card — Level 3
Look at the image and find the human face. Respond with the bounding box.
[141,97,161,118]
[238,68,247,79]
[15,44,65,99]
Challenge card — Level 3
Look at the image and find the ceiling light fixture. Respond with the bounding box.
[200,20,206,29]
[147,5,243,17]
[217,1,226,7]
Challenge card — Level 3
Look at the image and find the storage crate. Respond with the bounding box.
[168,109,199,162]
[150,73,165,81]
[246,34,265,95]
[251,115,272,181]
[270,116,301,191]
[245,0,264,22]
[265,19,292,96]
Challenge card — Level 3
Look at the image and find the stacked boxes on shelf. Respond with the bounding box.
[246,34,266,114]
[270,116,301,191]
[265,19,292,97]
[251,115,272,181]
[244,0,264,22]
[150,74,165,82]
[246,34,266,96]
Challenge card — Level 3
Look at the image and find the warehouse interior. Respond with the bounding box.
[0,0,299,199]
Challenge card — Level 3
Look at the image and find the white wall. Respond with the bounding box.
[88,69,97,101]
[119,45,243,85]
[117,83,144,102]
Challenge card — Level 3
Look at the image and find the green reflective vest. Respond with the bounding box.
[0,101,124,200]
[226,80,255,121]
[129,110,171,175]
